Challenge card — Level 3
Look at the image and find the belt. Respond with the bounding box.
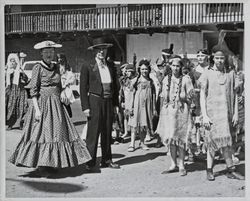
[89,92,101,98]
[89,92,112,99]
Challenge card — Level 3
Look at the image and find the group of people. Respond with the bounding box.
[6,37,245,181]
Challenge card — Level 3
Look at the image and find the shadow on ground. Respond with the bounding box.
[115,152,166,166]
[6,178,86,193]
[18,164,101,179]
[185,162,207,172]
[214,163,245,178]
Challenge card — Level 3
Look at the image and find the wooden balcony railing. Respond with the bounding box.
[5,3,244,34]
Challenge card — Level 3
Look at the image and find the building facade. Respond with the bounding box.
[5,3,244,72]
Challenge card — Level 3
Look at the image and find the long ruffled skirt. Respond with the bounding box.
[6,84,28,128]
[9,87,91,168]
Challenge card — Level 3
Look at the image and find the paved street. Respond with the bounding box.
[5,99,245,198]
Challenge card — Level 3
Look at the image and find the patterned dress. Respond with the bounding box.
[5,71,29,128]
[156,75,194,149]
[121,77,135,118]
[9,61,91,168]
[199,68,236,151]
[128,77,155,133]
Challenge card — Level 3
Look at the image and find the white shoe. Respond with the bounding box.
[145,134,151,142]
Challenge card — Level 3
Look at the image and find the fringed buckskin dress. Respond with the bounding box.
[199,68,236,151]
[9,61,91,168]
[156,74,194,150]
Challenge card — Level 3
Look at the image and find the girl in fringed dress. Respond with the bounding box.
[199,47,244,181]
[156,56,194,176]
[128,59,157,152]
[120,64,136,140]
[9,41,91,177]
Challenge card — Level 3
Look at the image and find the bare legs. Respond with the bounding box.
[162,144,187,176]
[128,128,149,151]
[206,146,244,181]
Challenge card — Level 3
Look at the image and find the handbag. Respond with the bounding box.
[64,85,76,104]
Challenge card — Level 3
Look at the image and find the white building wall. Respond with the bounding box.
[126,32,203,64]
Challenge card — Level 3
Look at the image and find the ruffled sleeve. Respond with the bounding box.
[30,64,42,98]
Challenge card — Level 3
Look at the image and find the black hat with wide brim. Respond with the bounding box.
[88,37,113,50]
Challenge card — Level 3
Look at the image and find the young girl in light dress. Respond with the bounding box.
[156,56,194,176]
[128,59,157,152]
[120,64,136,140]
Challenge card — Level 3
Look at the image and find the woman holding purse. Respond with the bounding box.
[9,41,91,177]
[57,53,76,118]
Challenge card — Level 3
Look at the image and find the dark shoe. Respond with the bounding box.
[6,126,12,131]
[227,171,245,180]
[206,169,215,181]
[227,166,245,180]
[37,167,51,178]
[100,162,120,169]
[161,166,179,174]
[155,139,164,148]
[85,164,95,172]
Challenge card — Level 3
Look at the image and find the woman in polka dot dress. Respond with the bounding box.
[9,41,91,176]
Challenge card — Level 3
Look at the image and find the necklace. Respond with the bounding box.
[165,75,182,108]
[211,65,227,85]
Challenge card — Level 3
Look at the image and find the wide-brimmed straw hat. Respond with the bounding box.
[88,37,113,50]
[34,40,62,50]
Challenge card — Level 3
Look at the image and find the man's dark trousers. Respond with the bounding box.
[86,94,113,167]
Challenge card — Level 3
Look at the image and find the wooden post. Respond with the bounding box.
[112,34,126,63]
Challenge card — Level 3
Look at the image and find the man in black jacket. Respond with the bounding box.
[80,37,120,170]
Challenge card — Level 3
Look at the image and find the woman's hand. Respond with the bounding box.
[6,68,14,76]
[232,113,239,127]
[130,109,134,117]
[83,109,90,118]
[202,115,212,130]
[35,109,41,121]
[153,109,158,117]
[60,91,69,105]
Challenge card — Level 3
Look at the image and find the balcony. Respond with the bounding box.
[5,3,244,35]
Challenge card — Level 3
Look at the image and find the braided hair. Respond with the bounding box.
[166,58,183,103]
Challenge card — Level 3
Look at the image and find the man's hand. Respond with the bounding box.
[35,109,41,121]
[232,113,239,127]
[83,109,90,117]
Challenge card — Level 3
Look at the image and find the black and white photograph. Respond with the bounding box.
[1,0,248,199]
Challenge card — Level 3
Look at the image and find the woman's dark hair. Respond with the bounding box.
[168,57,184,75]
[133,58,154,92]
[166,58,184,103]
[208,50,229,71]
[197,49,209,55]
[57,53,71,71]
